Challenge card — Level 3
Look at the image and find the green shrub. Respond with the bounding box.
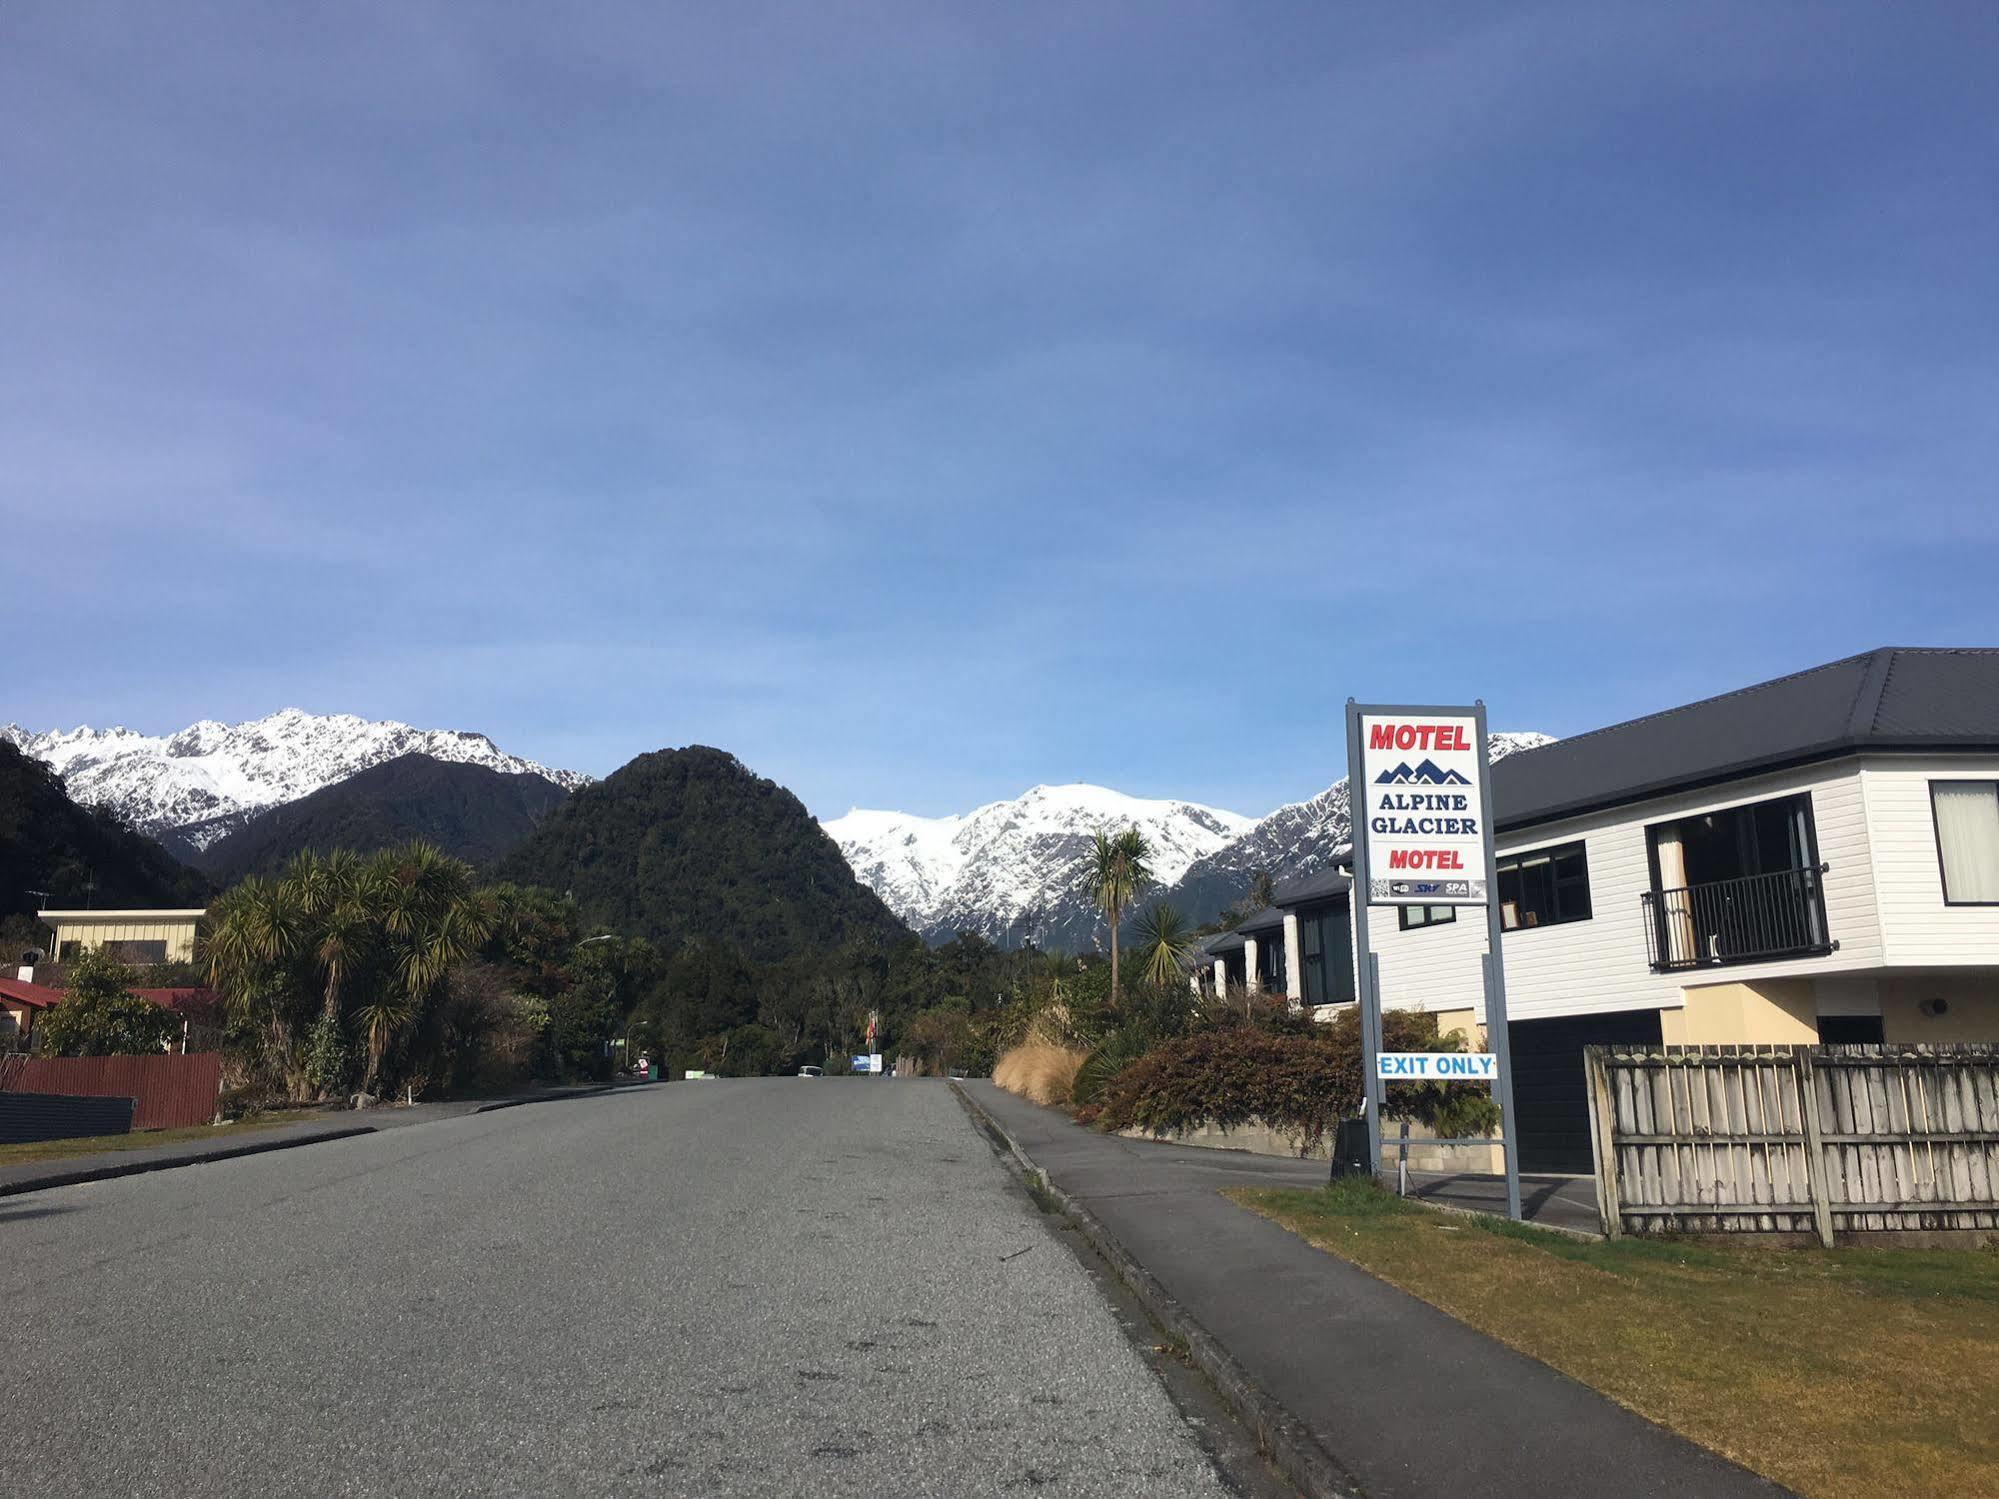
[1071,1027,1149,1110]
[1090,1007,1497,1150]
[36,947,181,1058]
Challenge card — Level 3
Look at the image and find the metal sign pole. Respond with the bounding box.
[1345,700,1383,1179]
[1474,701,1524,1222]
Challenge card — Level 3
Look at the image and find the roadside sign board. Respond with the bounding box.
[1347,699,1523,1222]
[850,1054,871,1073]
[1376,1052,1498,1082]
[1356,711,1487,906]
[868,1053,884,1074]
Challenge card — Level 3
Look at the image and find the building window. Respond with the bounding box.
[1256,934,1287,992]
[104,939,169,964]
[1932,781,1999,905]
[1497,842,1592,930]
[1398,905,1457,932]
[1297,902,1354,1008]
[1818,1014,1884,1045]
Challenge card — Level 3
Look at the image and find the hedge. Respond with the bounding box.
[1087,1008,1496,1150]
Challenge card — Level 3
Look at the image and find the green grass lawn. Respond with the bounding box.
[1235,1180,1999,1499]
[0,1112,322,1168]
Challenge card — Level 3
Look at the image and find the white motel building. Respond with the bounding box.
[1205,648,1999,1173]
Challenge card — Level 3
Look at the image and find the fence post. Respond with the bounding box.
[1584,1046,1622,1239]
[1795,1047,1835,1248]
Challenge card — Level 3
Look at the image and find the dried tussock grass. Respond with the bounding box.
[992,1041,1087,1107]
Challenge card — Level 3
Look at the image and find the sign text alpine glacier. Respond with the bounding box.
[1357,713,1487,905]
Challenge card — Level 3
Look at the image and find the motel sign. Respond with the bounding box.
[1357,712,1488,906]
[1345,699,1525,1221]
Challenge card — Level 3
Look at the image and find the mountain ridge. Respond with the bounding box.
[829,735,1555,944]
[192,754,572,884]
[0,739,208,922]
[499,745,912,963]
[824,783,1254,951]
[1150,731,1555,927]
[4,709,589,850]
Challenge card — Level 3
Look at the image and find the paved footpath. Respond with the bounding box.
[9,1080,1233,1498]
[964,1081,1787,1499]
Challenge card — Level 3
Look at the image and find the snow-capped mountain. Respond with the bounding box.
[824,784,1256,951]
[3,710,591,852]
[1154,732,1555,925]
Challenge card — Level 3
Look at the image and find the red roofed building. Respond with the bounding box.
[0,976,222,1051]
[0,975,62,1045]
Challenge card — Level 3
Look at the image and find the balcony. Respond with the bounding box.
[1640,864,1834,973]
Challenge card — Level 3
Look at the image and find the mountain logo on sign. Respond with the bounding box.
[1375,759,1471,786]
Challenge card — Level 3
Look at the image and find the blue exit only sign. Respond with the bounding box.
[1376,1052,1498,1081]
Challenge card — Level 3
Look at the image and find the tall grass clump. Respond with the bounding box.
[992,1040,1088,1106]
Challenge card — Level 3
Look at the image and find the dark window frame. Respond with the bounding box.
[104,938,169,965]
[1297,899,1355,1008]
[1817,1013,1885,1045]
[1644,791,1822,893]
[1397,904,1457,932]
[1929,779,1999,908]
[1496,841,1592,932]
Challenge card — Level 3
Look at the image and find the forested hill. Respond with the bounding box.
[496,745,912,962]
[192,754,571,884]
[0,739,208,919]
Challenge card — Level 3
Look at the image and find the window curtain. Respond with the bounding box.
[1654,824,1698,964]
[1934,782,1999,903]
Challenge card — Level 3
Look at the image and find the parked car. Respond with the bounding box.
[797,1065,823,1078]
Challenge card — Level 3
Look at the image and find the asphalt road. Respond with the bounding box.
[8,1080,1234,1498]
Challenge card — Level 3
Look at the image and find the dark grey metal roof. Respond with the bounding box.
[1493,648,1999,832]
[1202,930,1245,955]
[1234,905,1286,936]
[1272,865,1351,910]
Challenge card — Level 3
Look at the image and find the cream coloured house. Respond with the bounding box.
[1252,648,1999,1173]
[39,908,205,965]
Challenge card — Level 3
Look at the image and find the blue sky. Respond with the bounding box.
[5,3,1996,820]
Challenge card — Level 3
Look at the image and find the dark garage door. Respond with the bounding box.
[1507,1010,1663,1174]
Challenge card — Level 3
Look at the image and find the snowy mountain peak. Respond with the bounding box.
[1150,731,1556,925]
[6,710,591,850]
[824,785,1254,950]
[827,733,1557,950]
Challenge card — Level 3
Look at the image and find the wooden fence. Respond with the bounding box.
[1584,1043,1999,1244]
[3,1053,223,1130]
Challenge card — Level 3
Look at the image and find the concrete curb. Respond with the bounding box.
[473,1083,621,1113]
[952,1081,1364,1499]
[0,1124,378,1198]
[1413,1190,1603,1241]
[2,1082,637,1198]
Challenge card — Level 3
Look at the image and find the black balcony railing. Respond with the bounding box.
[1640,864,1833,973]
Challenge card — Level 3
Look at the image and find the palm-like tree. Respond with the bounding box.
[206,873,316,1099]
[205,842,496,1101]
[362,845,490,1093]
[1247,869,1276,911]
[1131,903,1196,989]
[289,849,374,1026]
[1089,826,1154,1005]
[353,995,413,1095]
